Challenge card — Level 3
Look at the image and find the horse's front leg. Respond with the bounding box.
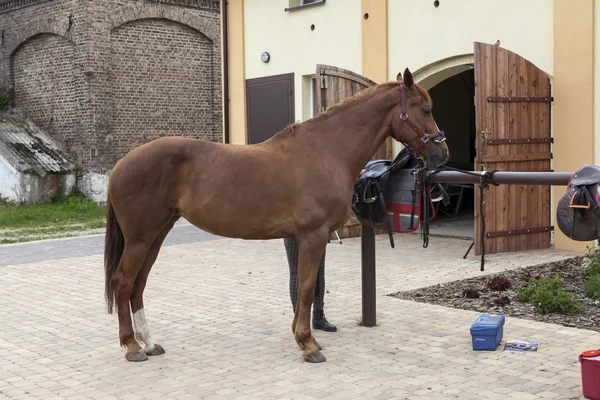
[293,229,328,363]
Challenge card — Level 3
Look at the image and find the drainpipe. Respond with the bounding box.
[221,0,230,144]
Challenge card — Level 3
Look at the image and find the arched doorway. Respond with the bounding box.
[425,68,477,241]
[414,43,554,255]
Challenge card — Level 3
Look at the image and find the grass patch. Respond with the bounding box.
[0,233,88,244]
[0,220,105,237]
[0,189,106,243]
[0,189,106,230]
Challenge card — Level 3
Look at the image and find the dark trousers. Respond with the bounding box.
[284,237,326,313]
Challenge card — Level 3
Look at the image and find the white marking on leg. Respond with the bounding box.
[132,309,159,352]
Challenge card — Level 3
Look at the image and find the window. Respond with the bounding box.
[310,77,317,118]
[285,0,326,12]
[302,75,318,121]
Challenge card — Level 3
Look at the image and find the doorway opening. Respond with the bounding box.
[426,68,476,240]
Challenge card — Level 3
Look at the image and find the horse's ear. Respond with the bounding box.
[396,72,402,81]
[403,68,414,88]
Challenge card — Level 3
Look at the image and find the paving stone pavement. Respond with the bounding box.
[0,230,596,400]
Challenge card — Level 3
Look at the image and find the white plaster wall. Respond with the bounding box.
[0,155,21,202]
[244,0,362,121]
[21,174,41,203]
[388,0,553,80]
[64,174,76,194]
[79,171,110,203]
[0,156,77,203]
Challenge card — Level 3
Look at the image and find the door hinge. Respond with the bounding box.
[487,96,554,103]
[486,226,554,238]
[320,76,327,89]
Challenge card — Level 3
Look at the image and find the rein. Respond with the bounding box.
[393,84,446,157]
[364,83,497,271]
[422,165,500,272]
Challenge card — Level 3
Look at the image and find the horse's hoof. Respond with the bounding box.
[313,339,322,351]
[145,344,165,356]
[304,351,326,363]
[126,351,148,362]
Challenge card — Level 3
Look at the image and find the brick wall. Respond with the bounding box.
[110,18,219,160]
[11,33,85,155]
[0,0,222,172]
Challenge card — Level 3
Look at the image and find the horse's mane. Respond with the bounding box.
[275,80,432,137]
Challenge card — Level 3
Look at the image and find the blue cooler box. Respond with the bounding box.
[470,314,505,351]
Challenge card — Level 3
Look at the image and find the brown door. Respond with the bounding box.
[474,42,553,255]
[315,64,394,240]
[316,64,394,160]
[246,73,294,144]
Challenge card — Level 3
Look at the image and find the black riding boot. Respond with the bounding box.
[312,310,337,332]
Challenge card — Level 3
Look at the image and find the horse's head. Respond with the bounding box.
[390,68,449,169]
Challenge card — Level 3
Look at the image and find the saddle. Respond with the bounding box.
[557,164,600,244]
[352,147,438,248]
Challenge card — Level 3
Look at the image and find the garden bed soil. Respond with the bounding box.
[389,256,600,332]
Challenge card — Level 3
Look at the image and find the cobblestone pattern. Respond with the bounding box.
[0,233,591,399]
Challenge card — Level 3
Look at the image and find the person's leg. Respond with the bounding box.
[312,248,337,332]
[286,236,336,332]
[284,237,299,312]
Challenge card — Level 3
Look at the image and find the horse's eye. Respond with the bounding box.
[423,107,431,115]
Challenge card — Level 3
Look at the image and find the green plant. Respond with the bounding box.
[515,277,583,316]
[586,246,600,277]
[585,274,600,301]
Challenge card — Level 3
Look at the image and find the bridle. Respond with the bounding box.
[392,83,446,157]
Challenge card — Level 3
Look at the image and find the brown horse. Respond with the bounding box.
[103,68,449,363]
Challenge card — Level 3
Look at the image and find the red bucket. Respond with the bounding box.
[580,350,600,400]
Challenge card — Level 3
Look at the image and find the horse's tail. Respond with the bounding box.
[104,194,124,314]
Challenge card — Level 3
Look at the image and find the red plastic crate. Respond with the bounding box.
[580,350,600,400]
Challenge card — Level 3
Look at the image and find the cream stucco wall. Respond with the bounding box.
[388,0,553,81]
[244,0,362,122]
[596,0,600,166]
[227,0,600,253]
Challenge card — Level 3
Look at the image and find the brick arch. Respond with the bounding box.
[107,14,221,162]
[9,31,82,154]
[7,20,72,56]
[107,3,218,43]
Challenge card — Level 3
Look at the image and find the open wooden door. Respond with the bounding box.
[316,64,394,160]
[315,64,394,239]
[474,42,553,255]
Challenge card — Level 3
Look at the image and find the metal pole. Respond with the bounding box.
[358,169,574,327]
[361,225,376,327]
[425,170,572,186]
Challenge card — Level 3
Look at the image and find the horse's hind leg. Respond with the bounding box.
[130,216,179,356]
[114,241,154,362]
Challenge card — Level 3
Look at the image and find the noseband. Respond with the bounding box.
[392,83,446,157]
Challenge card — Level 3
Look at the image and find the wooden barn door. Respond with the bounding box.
[316,64,394,160]
[474,42,553,255]
[315,64,394,240]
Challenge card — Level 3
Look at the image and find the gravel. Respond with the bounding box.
[389,256,600,332]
